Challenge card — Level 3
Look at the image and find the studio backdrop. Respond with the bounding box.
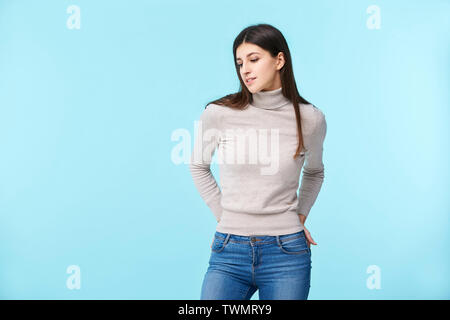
[0,0,449,299]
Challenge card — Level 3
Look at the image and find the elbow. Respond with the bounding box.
[189,162,211,178]
[302,167,324,181]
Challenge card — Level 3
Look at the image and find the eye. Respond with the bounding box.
[237,58,259,68]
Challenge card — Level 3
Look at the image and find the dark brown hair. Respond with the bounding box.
[205,23,313,159]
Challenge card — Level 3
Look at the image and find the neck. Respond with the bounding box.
[250,87,291,110]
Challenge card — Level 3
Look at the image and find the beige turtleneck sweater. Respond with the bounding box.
[189,87,327,236]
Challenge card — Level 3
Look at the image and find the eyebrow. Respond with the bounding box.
[236,52,260,61]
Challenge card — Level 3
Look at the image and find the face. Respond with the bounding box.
[235,42,285,93]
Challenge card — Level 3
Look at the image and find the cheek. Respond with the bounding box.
[257,62,275,78]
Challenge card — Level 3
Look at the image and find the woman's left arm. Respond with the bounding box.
[298,213,317,248]
[297,107,327,247]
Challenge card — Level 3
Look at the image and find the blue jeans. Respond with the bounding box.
[200,230,312,300]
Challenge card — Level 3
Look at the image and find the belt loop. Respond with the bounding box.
[276,235,281,246]
[224,233,231,245]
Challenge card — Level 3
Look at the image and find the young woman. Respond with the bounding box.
[190,24,327,300]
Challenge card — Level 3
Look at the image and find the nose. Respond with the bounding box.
[241,62,251,74]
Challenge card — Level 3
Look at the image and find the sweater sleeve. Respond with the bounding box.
[189,104,223,222]
[297,108,327,217]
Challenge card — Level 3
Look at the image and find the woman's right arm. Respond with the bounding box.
[189,104,223,222]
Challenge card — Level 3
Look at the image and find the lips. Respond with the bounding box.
[246,77,256,83]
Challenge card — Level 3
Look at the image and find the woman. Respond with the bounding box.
[190,23,327,300]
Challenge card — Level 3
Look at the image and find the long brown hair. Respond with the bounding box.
[205,23,313,159]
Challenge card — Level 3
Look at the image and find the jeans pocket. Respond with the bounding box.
[211,235,228,253]
[278,234,309,255]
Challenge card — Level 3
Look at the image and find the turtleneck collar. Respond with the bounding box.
[250,87,291,110]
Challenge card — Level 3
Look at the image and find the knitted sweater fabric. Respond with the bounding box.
[190,87,327,236]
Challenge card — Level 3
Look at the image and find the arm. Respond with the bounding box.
[297,108,327,219]
[189,104,223,222]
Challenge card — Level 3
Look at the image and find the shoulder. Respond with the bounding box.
[299,103,326,135]
[203,102,233,118]
[198,103,227,128]
[201,103,221,117]
[204,103,224,113]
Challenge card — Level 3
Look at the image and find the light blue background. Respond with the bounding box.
[0,0,449,299]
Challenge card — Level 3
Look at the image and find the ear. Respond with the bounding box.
[276,52,286,70]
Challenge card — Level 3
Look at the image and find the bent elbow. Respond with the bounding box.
[302,167,324,181]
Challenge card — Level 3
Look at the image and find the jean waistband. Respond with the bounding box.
[215,230,305,243]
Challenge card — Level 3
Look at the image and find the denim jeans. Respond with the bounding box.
[200,230,312,300]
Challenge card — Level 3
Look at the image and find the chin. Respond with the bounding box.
[247,86,259,94]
